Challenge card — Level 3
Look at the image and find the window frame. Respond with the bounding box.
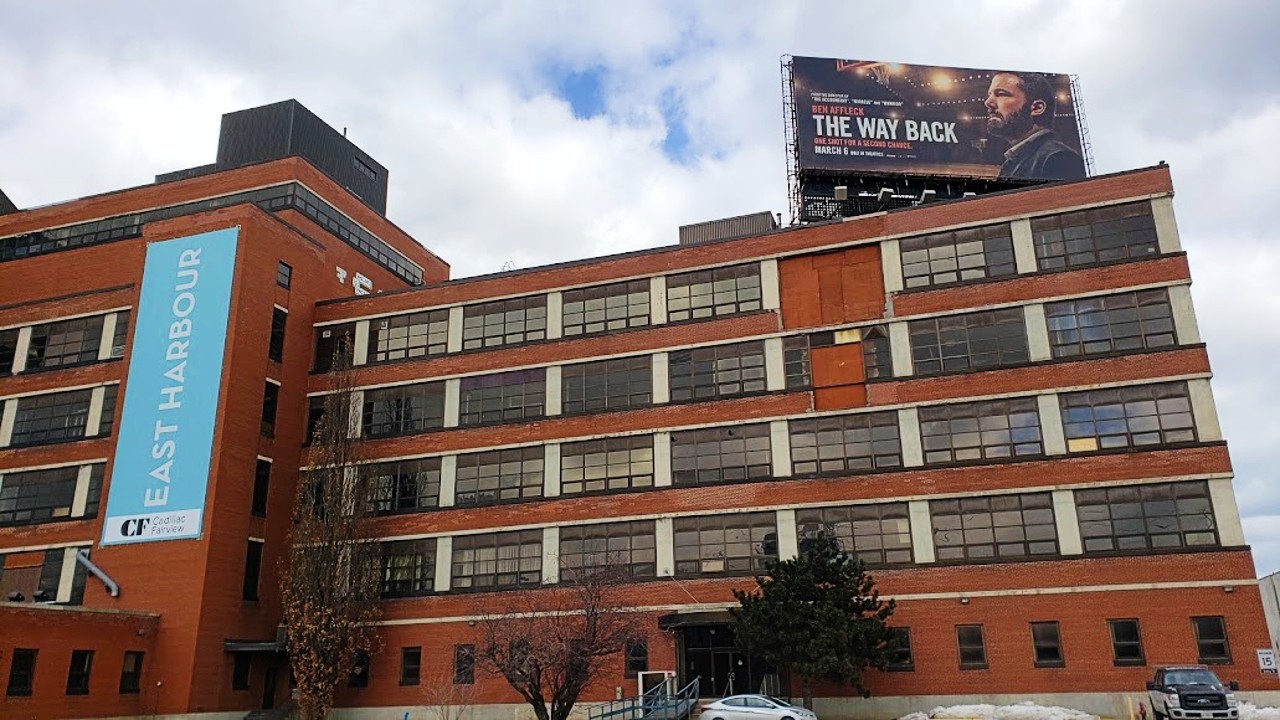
[231,654,251,691]
[400,647,422,686]
[559,520,657,581]
[361,381,447,439]
[908,307,1030,376]
[670,423,772,487]
[259,381,280,438]
[379,538,437,599]
[369,309,450,363]
[251,460,271,518]
[560,435,655,496]
[795,502,914,567]
[242,540,263,602]
[931,492,1058,562]
[665,263,763,322]
[1031,200,1159,271]
[1192,616,1231,664]
[1045,288,1177,359]
[668,341,767,403]
[25,314,107,371]
[453,446,544,507]
[789,411,903,477]
[5,648,36,697]
[276,261,292,289]
[1030,621,1066,668]
[461,296,547,350]
[458,369,546,427]
[118,651,144,694]
[919,397,1044,465]
[885,628,914,672]
[561,280,651,337]
[900,223,1016,289]
[453,644,475,685]
[672,511,778,578]
[368,457,442,515]
[1107,618,1146,667]
[1075,481,1219,554]
[955,625,988,670]
[9,388,97,447]
[268,307,287,363]
[560,355,652,415]
[65,649,94,696]
[450,530,543,592]
[1060,381,1197,453]
[624,638,649,678]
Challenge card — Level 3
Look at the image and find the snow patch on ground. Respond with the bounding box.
[896,701,1098,720]
[1242,702,1280,720]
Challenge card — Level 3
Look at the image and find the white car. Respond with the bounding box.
[698,694,818,720]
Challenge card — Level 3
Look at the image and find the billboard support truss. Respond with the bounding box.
[1070,74,1097,176]
[780,55,801,226]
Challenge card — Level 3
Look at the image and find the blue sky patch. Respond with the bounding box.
[553,66,607,120]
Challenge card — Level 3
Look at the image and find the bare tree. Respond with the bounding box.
[475,565,643,720]
[420,665,478,720]
[280,340,382,720]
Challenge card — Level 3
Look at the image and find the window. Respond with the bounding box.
[886,628,914,671]
[920,398,1043,464]
[668,341,766,402]
[560,436,654,495]
[1075,481,1218,553]
[1031,621,1065,667]
[0,328,18,374]
[5,648,36,697]
[119,651,144,694]
[370,310,449,363]
[461,296,547,350]
[624,639,649,677]
[109,311,131,358]
[362,382,446,438]
[354,156,378,181]
[251,460,271,517]
[901,224,1016,289]
[459,369,546,426]
[1108,619,1146,666]
[66,650,93,695]
[313,323,355,372]
[789,412,902,476]
[666,263,762,322]
[453,645,475,684]
[0,465,79,525]
[562,280,650,336]
[400,647,422,686]
[380,539,436,598]
[1060,381,1196,453]
[561,356,652,415]
[1192,616,1231,664]
[559,520,657,581]
[782,336,812,389]
[909,308,1029,375]
[862,326,893,380]
[1031,201,1158,270]
[26,315,106,370]
[348,651,369,688]
[369,457,441,514]
[671,424,772,486]
[795,503,913,566]
[232,654,251,690]
[450,530,542,591]
[304,396,328,446]
[454,447,544,506]
[97,386,118,438]
[268,308,287,363]
[672,512,777,578]
[1046,289,1176,358]
[242,541,263,601]
[260,382,279,438]
[276,261,292,289]
[931,493,1058,561]
[10,388,96,446]
[956,625,988,669]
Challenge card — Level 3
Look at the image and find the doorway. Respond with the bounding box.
[261,666,277,710]
[679,625,778,698]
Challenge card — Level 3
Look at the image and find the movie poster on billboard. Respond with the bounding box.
[791,56,1086,182]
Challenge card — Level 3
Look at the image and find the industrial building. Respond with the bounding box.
[1,99,1276,719]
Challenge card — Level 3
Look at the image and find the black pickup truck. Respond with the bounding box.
[1146,666,1241,720]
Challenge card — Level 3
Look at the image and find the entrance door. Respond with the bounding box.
[680,625,776,698]
[261,667,277,710]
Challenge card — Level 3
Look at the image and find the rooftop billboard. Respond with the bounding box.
[791,56,1086,182]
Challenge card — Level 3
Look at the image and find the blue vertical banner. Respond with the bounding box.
[101,228,239,545]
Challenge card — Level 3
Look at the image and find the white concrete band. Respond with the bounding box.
[353,320,370,366]
[1037,393,1067,456]
[898,407,923,467]
[760,258,781,311]
[764,337,786,392]
[881,238,904,294]
[1168,284,1202,345]
[775,509,798,561]
[1052,489,1083,555]
[769,420,792,479]
[1209,478,1247,547]
[889,321,912,377]
[446,306,464,353]
[1024,304,1052,362]
[546,291,563,340]
[1011,218,1038,274]
[1187,378,1223,442]
[908,500,935,564]
[1151,195,1183,254]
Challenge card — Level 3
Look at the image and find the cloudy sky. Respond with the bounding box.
[2,1,1277,575]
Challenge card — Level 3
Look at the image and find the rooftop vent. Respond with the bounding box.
[679,211,779,245]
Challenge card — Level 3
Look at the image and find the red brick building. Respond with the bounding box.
[1,103,1276,719]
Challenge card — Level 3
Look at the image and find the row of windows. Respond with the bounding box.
[901,200,1160,289]
[374,482,1221,597]
[5,649,144,697]
[0,464,104,527]
[313,263,765,371]
[0,385,119,448]
[322,285,1187,441]
[0,183,424,285]
[364,638,642,690]
[0,311,130,375]
[888,615,1231,673]
[342,382,1201,509]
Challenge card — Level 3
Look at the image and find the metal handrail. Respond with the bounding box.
[587,677,700,720]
